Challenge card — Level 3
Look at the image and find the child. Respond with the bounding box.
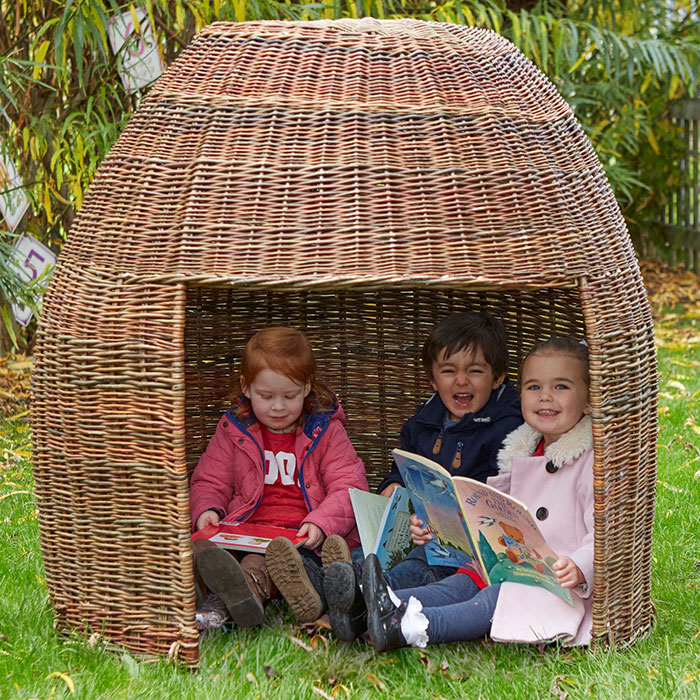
[332,337,594,650]
[370,311,523,590]
[190,327,369,630]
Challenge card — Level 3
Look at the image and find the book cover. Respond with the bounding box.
[393,448,573,605]
[454,480,572,605]
[349,487,414,571]
[191,521,307,553]
[394,450,481,571]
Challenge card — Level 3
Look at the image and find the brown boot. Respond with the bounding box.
[266,537,325,622]
[240,553,277,602]
[191,538,217,607]
[197,547,265,628]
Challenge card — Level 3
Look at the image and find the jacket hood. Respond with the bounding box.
[496,415,592,473]
[416,377,522,428]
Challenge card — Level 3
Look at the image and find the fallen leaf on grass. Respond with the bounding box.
[291,636,313,652]
[667,380,689,394]
[313,614,332,630]
[308,634,329,650]
[46,671,75,693]
[312,687,333,700]
[550,675,571,699]
[365,673,388,692]
[246,671,257,684]
[658,481,683,493]
[263,665,280,679]
[0,490,30,501]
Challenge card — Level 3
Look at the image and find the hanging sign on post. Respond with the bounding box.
[107,7,164,94]
[0,140,30,232]
[11,233,57,327]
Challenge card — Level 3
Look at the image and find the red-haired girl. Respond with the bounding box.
[190,327,368,630]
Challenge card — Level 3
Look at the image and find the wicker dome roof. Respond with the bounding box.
[65,18,633,289]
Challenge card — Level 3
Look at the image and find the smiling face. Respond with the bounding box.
[520,351,590,447]
[241,368,311,433]
[430,345,505,422]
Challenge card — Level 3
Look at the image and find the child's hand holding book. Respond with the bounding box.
[551,557,585,589]
[409,514,435,546]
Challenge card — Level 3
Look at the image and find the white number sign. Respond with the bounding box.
[11,233,57,326]
[107,8,164,94]
[0,140,30,232]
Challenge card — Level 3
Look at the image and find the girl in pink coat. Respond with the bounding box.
[332,337,594,650]
[190,327,368,631]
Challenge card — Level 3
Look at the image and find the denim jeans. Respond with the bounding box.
[350,545,457,590]
[395,574,501,643]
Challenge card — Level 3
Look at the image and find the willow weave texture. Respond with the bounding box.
[31,19,657,666]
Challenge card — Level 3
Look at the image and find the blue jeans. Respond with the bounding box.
[350,545,457,589]
[395,574,501,643]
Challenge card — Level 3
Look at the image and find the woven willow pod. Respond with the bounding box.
[32,18,657,666]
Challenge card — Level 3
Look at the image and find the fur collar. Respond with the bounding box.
[496,415,592,474]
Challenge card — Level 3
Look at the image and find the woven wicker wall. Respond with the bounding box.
[32,19,657,666]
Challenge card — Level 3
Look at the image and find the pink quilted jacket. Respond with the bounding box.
[189,398,368,550]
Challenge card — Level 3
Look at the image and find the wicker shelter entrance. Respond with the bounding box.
[32,19,657,667]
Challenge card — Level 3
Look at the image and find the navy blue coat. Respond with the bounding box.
[378,379,523,492]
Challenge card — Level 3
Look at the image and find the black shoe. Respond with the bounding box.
[362,553,407,652]
[324,561,367,641]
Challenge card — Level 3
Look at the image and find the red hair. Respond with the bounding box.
[230,327,335,415]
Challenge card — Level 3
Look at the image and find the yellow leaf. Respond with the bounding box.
[666,380,688,394]
[32,40,50,79]
[7,360,33,370]
[312,688,333,700]
[245,671,257,684]
[291,636,312,652]
[46,672,75,693]
[44,184,53,224]
[645,126,659,156]
[691,425,700,436]
[365,673,388,692]
[568,53,586,73]
[309,634,329,650]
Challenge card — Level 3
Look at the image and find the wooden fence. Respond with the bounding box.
[639,99,700,272]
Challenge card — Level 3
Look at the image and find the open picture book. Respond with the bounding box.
[393,448,573,605]
[191,520,307,554]
[349,486,414,571]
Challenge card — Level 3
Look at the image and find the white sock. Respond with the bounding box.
[399,595,429,648]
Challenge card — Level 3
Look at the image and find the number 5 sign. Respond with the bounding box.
[11,233,57,327]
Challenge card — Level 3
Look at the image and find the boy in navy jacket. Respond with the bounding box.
[373,311,523,588]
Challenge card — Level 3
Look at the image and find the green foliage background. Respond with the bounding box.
[1,0,699,341]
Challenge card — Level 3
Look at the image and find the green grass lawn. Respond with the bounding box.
[1,317,699,700]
